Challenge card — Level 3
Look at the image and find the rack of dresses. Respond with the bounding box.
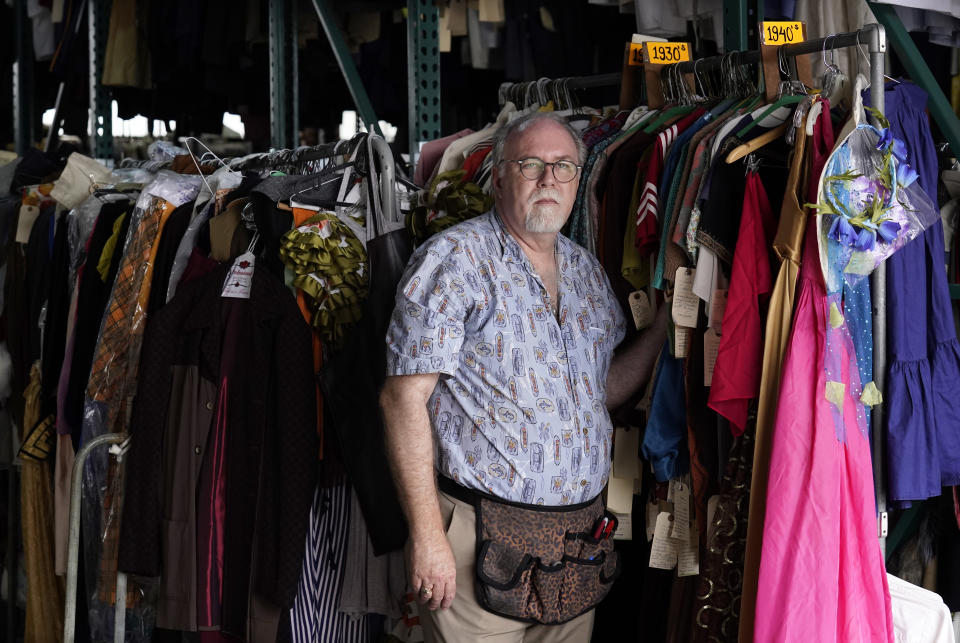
[463,24,956,643]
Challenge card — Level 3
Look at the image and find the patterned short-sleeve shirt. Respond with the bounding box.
[386,210,627,506]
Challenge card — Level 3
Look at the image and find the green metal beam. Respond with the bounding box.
[14,0,34,156]
[723,0,762,52]
[869,2,960,160]
[724,0,748,51]
[407,0,441,169]
[311,0,382,138]
[269,0,297,149]
[88,0,113,160]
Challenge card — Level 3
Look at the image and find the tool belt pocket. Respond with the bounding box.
[473,494,620,624]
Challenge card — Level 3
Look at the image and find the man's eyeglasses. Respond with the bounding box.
[502,157,581,183]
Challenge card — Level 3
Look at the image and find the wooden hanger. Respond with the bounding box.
[725,121,790,164]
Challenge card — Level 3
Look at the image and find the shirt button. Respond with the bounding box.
[205,401,213,410]
[194,446,201,455]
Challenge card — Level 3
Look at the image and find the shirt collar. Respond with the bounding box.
[488,208,569,277]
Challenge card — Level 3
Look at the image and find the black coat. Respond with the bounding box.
[119,262,317,637]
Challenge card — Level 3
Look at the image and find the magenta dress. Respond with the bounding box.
[754,111,894,642]
[753,216,893,642]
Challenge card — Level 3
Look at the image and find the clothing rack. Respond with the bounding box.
[669,24,891,548]
[58,133,398,643]
[497,73,622,107]
[498,26,891,545]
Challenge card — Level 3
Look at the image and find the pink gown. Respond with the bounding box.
[754,113,894,642]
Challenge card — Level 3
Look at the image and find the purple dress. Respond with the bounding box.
[866,82,960,505]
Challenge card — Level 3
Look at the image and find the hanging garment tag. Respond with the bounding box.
[629,291,654,330]
[607,474,634,515]
[709,288,727,332]
[448,0,467,35]
[670,478,691,542]
[674,326,692,359]
[221,252,255,299]
[16,205,41,244]
[672,268,699,327]
[703,328,721,387]
[613,427,641,480]
[678,527,700,576]
[612,511,633,540]
[478,0,504,22]
[646,499,659,542]
[438,7,452,52]
[649,512,679,569]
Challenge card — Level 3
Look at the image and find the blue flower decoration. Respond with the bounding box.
[896,162,918,188]
[877,128,893,151]
[855,227,876,251]
[878,220,901,242]
[829,215,859,247]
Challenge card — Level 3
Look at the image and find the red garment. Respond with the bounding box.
[461,145,492,183]
[634,110,704,255]
[413,128,475,185]
[707,171,776,434]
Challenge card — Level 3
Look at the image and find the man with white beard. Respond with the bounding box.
[381,112,668,642]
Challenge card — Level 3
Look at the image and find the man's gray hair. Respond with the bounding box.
[490,112,587,169]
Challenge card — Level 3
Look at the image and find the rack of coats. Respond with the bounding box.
[0,133,415,643]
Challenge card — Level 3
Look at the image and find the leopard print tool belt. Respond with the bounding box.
[438,476,621,624]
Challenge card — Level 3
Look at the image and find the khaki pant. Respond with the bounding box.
[420,491,595,643]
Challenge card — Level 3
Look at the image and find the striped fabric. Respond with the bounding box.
[634,125,679,255]
[290,483,374,643]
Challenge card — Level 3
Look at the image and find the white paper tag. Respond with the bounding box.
[674,326,692,359]
[649,512,679,569]
[678,526,700,577]
[703,328,721,387]
[612,511,633,541]
[613,427,641,480]
[16,205,41,244]
[709,288,727,332]
[670,479,690,542]
[606,474,634,515]
[646,500,659,542]
[672,268,699,328]
[629,291,653,330]
[221,252,256,299]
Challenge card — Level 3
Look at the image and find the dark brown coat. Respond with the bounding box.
[118,262,317,637]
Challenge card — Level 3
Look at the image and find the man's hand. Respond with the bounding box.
[381,373,458,610]
[408,528,457,610]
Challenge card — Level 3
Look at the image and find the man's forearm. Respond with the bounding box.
[605,302,669,410]
[381,375,443,539]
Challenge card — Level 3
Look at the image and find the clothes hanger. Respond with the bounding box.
[725,121,791,163]
[734,48,806,140]
[642,65,697,132]
[854,31,900,85]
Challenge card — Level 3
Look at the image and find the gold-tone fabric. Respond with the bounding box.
[54,434,75,576]
[21,362,65,642]
[279,212,369,345]
[738,124,809,643]
[407,170,494,244]
[97,212,127,282]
